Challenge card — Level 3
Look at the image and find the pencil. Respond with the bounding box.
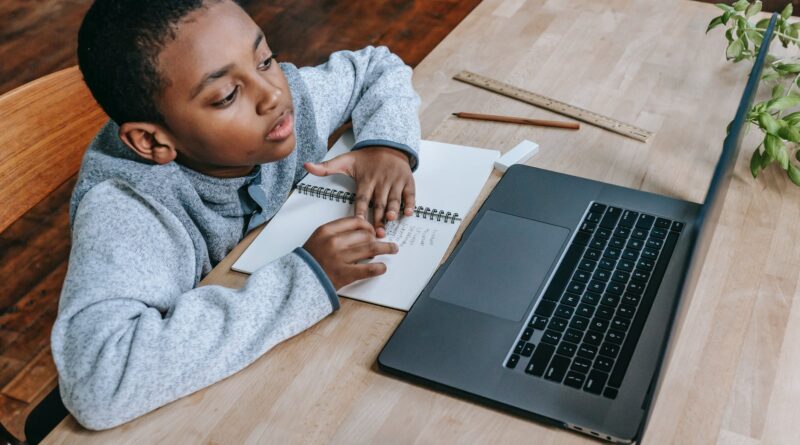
[452,112,580,130]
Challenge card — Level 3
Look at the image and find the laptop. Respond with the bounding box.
[378,13,778,443]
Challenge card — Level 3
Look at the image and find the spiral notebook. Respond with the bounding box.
[232,131,500,310]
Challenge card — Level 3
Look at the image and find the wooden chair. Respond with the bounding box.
[0,67,107,443]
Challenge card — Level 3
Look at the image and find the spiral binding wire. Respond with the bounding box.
[295,183,462,223]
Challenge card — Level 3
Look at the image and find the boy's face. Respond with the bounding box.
[153,0,295,176]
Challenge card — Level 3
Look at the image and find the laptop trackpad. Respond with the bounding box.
[430,210,569,321]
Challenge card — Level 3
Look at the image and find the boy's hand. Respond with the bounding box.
[304,146,415,237]
[303,216,399,289]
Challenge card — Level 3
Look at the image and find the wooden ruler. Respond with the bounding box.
[453,70,653,143]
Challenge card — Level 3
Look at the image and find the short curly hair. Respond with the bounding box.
[77,0,226,125]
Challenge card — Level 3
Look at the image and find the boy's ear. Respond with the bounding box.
[118,122,178,165]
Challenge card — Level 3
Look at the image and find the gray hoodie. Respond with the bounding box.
[51,46,420,430]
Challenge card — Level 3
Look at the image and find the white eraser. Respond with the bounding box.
[494,140,539,173]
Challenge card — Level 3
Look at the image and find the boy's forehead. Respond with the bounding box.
[157,0,266,95]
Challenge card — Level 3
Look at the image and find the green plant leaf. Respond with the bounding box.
[765,133,783,157]
[775,63,800,73]
[767,94,800,112]
[716,3,735,12]
[796,149,800,161]
[727,38,745,60]
[777,145,790,169]
[759,112,781,133]
[723,10,734,25]
[772,84,785,99]
[779,124,800,141]
[734,0,749,12]
[751,148,763,177]
[787,111,800,124]
[746,1,763,17]
[756,17,772,29]
[707,16,724,33]
[762,72,780,82]
[788,164,800,185]
[782,3,794,20]
[746,29,764,45]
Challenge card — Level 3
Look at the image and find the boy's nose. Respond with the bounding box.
[256,81,281,116]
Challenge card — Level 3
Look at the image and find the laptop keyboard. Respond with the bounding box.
[505,202,683,400]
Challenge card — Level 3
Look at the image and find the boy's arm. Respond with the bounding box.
[298,45,421,169]
[51,180,338,430]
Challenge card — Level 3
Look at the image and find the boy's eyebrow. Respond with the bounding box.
[189,31,266,100]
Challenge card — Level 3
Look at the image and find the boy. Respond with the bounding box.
[52,0,420,430]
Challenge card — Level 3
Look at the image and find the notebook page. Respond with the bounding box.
[232,133,499,310]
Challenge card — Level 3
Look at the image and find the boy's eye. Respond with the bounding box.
[212,85,239,108]
[258,53,278,71]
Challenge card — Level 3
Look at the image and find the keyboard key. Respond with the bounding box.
[607,281,626,296]
[586,212,601,223]
[579,221,597,234]
[567,281,586,294]
[654,217,671,229]
[590,318,610,332]
[595,305,614,320]
[627,281,645,295]
[564,371,586,389]
[555,305,574,319]
[572,270,591,283]
[611,317,631,331]
[601,294,620,307]
[632,269,650,282]
[526,343,555,376]
[535,300,556,317]
[557,342,578,357]
[627,238,644,250]
[521,328,534,341]
[614,226,631,238]
[619,210,639,228]
[641,248,659,260]
[565,328,583,344]
[598,258,616,271]
[611,271,630,283]
[587,280,606,293]
[561,292,580,307]
[617,259,635,272]
[599,206,622,229]
[582,291,601,305]
[548,317,568,332]
[522,343,535,356]
[514,340,525,354]
[622,249,639,261]
[542,330,562,345]
[593,269,611,283]
[596,228,612,239]
[544,355,571,382]
[571,357,592,373]
[600,342,620,358]
[604,247,621,260]
[574,231,591,246]
[606,329,625,344]
[594,356,614,372]
[584,331,603,346]
[530,316,549,330]
[507,354,520,368]
[589,238,607,250]
[603,387,619,399]
[671,221,685,232]
[637,258,655,271]
[650,227,667,239]
[646,238,664,250]
[577,344,597,359]
[622,293,641,306]
[578,258,597,272]
[609,237,626,249]
[584,370,609,394]
[575,303,595,318]
[570,316,590,331]
[590,202,607,213]
[631,228,648,240]
[617,304,636,319]
[584,248,601,261]
[636,214,655,229]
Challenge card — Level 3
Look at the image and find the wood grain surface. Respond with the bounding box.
[41,0,800,444]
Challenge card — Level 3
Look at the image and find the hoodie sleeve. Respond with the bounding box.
[298,45,421,170]
[51,180,338,430]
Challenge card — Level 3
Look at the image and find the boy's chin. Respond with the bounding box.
[259,134,296,163]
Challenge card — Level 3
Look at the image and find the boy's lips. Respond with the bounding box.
[265,111,294,142]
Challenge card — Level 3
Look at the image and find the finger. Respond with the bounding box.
[402,180,416,217]
[385,184,403,222]
[330,228,375,250]
[353,181,374,220]
[345,262,388,282]
[318,216,375,236]
[372,183,391,236]
[303,153,354,177]
[342,240,399,263]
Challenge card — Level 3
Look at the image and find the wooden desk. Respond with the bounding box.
[43,0,800,443]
